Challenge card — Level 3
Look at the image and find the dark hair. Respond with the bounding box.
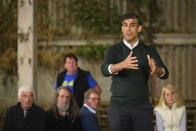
[121,13,141,25]
[64,53,78,63]
[48,87,79,121]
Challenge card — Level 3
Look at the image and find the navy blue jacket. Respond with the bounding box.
[3,103,46,131]
[80,106,101,131]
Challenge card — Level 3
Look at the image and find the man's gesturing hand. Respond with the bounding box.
[122,51,139,69]
[110,51,139,74]
[147,54,157,75]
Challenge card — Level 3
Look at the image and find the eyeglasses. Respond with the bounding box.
[88,98,100,101]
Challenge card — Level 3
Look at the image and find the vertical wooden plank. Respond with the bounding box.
[168,45,173,84]
[177,0,182,32]
[183,46,192,100]
[56,0,60,30]
[62,0,66,31]
[8,0,11,5]
[181,0,186,32]
[0,0,2,8]
[183,46,188,99]
[116,0,121,14]
[192,0,196,32]
[173,0,178,30]
[181,46,186,97]
[48,0,52,31]
[187,46,192,99]
[48,0,57,31]
[166,0,172,29]
[68,0,76,34]
[171,45,176,85]
[58,0,64,32]
[2,0,6,7]
[178,46,184,97]
[192,46,196,99]
[187,0,193,32]
[110,0,114,8]
[160,0,167,25]
[175,46,180,91]
[122,0,127,14]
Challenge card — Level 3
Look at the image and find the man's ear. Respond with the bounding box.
[64,63,67,69]
[138,25,142,33]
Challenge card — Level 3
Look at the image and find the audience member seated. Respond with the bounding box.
[80,89,101,131]
[46,87,81,131]
[3,85,46,131]
[154,84,186,131]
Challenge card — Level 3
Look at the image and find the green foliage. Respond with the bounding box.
[75,41,109,60]
[38,50,64,70]
[72,0,121,34]
[0,1,17,50]
[0,48,17,74]
[0,1,17,74]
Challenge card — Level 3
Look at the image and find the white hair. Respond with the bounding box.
[18,85,35,101]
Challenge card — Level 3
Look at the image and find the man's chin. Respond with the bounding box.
[22,105,31,110]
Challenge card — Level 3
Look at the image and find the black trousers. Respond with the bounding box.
[108,102,153,131]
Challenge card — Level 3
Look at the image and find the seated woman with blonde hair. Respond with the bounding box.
[154,84,186,131]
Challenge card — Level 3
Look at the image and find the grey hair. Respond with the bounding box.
[18,85,35,101]
[84,89,100,100]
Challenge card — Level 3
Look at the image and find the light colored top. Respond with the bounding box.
[154,103,186,131]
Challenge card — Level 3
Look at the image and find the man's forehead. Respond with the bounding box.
[90,93,99,98]
[66,57,76,61]
[59,89,71,96]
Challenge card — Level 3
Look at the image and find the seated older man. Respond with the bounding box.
[3,85,46,131]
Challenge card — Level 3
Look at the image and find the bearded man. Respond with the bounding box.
[46,87,81,131]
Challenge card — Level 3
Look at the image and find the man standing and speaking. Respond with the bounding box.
[101,13,169,131]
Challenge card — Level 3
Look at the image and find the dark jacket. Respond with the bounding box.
[80,106,101,131]
[3,102,46,131]
[56,68,90,108]
[46,110,81,131]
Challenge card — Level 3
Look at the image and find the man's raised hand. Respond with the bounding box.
[147,54,157,75]
[122,51,139,70]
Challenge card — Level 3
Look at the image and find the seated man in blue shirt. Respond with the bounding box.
[54,53,101,108]
[80,89,101,131]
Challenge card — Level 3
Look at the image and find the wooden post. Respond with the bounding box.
[18,0,37,99]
